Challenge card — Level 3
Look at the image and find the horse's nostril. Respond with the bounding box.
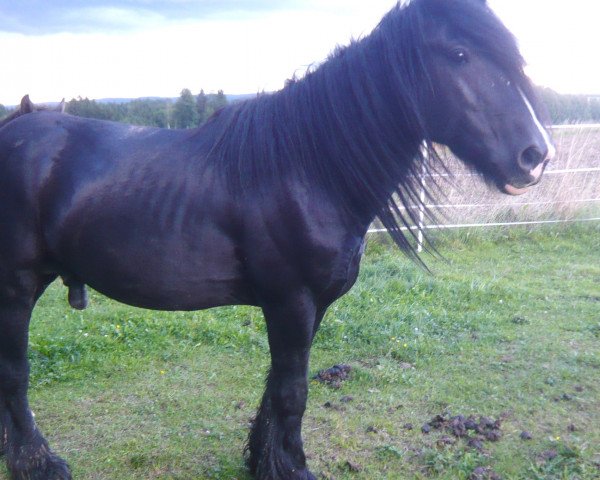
[519,146,544,172]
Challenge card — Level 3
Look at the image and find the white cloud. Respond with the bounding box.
[0,0,395,104]
[62,7,166,31]
[0,0,598,105]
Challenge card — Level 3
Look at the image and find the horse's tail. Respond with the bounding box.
[0,94,66,129]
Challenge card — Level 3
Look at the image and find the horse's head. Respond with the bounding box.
[413,0,555,195]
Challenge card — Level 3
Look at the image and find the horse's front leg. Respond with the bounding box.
[247,295,318,480]
[0,294,71,480]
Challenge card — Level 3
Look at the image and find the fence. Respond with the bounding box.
[367,125,600,250]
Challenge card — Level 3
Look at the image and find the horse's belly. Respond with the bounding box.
[49,215,253,310]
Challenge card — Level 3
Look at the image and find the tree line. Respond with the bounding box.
[64,89,228,128]
[537,88,600,124]
[0,88,228,129]
[1,88,600,127]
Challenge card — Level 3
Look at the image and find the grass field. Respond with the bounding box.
[1,224,599,480]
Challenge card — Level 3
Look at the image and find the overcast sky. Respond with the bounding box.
[0,0,598,105]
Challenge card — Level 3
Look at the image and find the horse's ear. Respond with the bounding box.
[57,99,66,113]
[20,94,34,113]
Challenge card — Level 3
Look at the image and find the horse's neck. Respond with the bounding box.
[202,33,426,240]
[273,51,424,223]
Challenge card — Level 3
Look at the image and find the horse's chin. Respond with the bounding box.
[502,184,530,196]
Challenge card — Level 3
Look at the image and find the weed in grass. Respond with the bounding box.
[420,446,489,479]
[376,444,404,461]
[526,442,599,480]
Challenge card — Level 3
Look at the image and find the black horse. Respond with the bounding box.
[0,1,554,479]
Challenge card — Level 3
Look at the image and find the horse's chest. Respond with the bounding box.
[328,237,365,297]
[305,235,366,306]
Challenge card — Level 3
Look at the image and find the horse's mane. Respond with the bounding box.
[209,0,531,259]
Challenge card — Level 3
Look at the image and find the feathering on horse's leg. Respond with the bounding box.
[0,280,71,480]
[247,295,318,480]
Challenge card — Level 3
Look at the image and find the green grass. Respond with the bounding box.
[1,224,599,479]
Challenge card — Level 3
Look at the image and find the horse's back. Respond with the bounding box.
[0,112,363,311]
[0,113,253,309]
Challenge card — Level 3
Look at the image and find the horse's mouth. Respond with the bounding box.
[501,159,549,196]
[503,184,530,196]
[502,176,543,196]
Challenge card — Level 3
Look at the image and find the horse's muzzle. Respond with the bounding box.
[503,156,551,196]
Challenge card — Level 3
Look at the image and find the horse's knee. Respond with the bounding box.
[271,380,308,418]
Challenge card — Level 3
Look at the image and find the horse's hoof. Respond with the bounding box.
[9,452,71,480]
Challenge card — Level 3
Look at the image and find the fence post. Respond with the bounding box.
[417,142,428,253]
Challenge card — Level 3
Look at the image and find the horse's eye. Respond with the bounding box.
[451,48,469,64]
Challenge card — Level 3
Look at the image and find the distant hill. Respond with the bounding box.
[226,93,258,103]
[95,93,258,105]
[95,97,169,104]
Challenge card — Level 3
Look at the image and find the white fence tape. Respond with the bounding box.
[550,124,600,130]
[371,152,600,240]
[368,217,600,234]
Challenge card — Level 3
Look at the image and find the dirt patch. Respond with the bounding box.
[313,364,352,389]
[469,466,502,480]
[345,460,362,472]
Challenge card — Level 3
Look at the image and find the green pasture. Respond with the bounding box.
[1,224,599,479]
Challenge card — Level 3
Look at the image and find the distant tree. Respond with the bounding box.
[0,104,7,119]
[126,99,169,128]
[537,87,600,124]
[172,88,199,129]
[209,89,228,113]
[66,97,124,121]
[59,92,228,129]
[587,97,600,122]
[195,88,229,127]
[196,89,209,125]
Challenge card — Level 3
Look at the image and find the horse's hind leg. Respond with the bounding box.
[0,274,71,480]
[247,296,318,480]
